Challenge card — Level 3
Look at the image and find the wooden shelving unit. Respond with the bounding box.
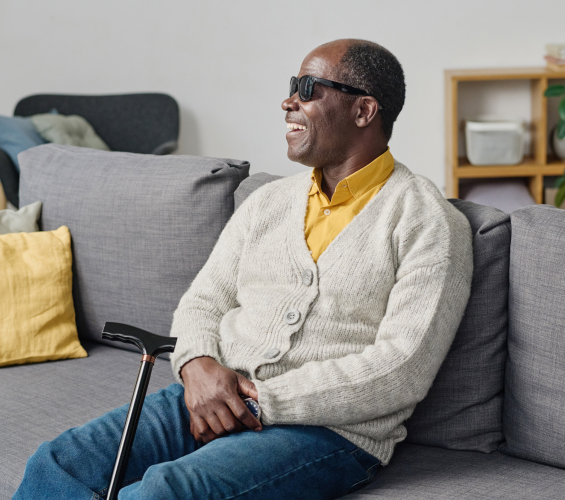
[445,67,565,203]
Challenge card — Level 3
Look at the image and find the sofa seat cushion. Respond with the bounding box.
[345,443,565,499]
[0,341,176,499]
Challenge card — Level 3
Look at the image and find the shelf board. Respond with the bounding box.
[446,66,565,82]
[545,158,565,175]
[454,156,565,178]
[456,157,539,177]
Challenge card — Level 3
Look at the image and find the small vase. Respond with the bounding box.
[552,127,565,160]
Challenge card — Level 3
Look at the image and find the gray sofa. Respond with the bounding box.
[1,145,564,499]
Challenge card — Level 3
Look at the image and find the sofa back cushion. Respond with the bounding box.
[234,172,283,210]
[405,199,510,453]
[19,145,249,347]
[500,204,565,468]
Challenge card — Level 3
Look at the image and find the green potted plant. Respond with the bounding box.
[544,84,565,161]
[552,170,565,208]
[546,84,565,206]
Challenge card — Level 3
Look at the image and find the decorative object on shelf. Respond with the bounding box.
[545,44,565,72]
[544,83,565,161]
[551,126,565,160]
[446,67,565,204]
[465,120,525,166]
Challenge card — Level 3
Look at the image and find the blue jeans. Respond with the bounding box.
[14,384,379,499]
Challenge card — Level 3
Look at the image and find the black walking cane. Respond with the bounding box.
[101,322,177,500]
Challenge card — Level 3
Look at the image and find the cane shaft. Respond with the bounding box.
[106,359,154,500]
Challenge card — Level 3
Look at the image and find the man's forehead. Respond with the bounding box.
[298,42,350,78]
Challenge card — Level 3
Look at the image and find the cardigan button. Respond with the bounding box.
[284,309,301,325]
[302,269,314,286]
[263,348,280,359]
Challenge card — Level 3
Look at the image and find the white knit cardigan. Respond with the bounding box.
[170,162,473,465]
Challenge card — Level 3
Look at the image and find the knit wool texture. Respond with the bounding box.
[170,162,474,465]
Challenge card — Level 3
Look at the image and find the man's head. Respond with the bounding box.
[282,39,405,169]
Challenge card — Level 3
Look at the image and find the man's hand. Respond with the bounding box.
[180,356,262,444]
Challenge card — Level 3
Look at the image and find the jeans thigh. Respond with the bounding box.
[120,425,380,500]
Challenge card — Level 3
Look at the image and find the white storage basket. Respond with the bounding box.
[465,121,525,166]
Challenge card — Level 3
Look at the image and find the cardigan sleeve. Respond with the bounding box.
[169,195,253,383]
[253,201,473,427]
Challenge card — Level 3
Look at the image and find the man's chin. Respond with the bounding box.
[287,146,312,166]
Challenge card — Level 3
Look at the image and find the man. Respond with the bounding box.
[14,39,473,499]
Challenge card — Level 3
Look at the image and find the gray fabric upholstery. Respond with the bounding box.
[0,341,176,499]
[234,172,283,210]
[405,200,510,453]
[344,443,565,499]
[7,167,564,497]
[19,145,249,347]
[500,205,565,469]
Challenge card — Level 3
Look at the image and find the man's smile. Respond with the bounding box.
[286,122,307,131]
[286,122,308,143]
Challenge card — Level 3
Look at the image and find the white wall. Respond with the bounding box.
[1,0,563,191]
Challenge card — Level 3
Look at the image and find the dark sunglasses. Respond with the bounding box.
[289,75,381,108]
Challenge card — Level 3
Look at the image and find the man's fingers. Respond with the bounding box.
[192,415,217,443]
[204,413,227,437]
[215,406,243,434]
[227,397,262,431]
[236,375,259,400]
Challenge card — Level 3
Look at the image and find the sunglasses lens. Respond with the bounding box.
[299,76,314,101]
[289,77,298,98]
[289,76,314,101]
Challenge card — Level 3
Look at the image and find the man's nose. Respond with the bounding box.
[281,93,300,111]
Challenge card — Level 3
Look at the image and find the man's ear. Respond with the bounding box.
[354,97,379,128]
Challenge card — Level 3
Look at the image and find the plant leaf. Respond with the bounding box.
[554,176,565,188]
[558,120,565,140]
[545,85,565,97]
[555,187,565,208]
[560,100,565,121]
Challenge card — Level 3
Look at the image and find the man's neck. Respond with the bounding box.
[320,145,388,201]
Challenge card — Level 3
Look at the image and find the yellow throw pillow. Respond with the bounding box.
[0,226,87,366]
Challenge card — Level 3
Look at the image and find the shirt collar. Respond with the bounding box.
[309,148,394,201]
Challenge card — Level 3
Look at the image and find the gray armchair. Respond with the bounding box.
[0,93,180,208]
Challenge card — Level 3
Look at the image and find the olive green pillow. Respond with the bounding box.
[31,114,110,151]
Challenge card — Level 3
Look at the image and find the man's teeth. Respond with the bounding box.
[287,123,307,130]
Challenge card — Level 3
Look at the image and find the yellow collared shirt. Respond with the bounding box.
[305,148,394,263]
